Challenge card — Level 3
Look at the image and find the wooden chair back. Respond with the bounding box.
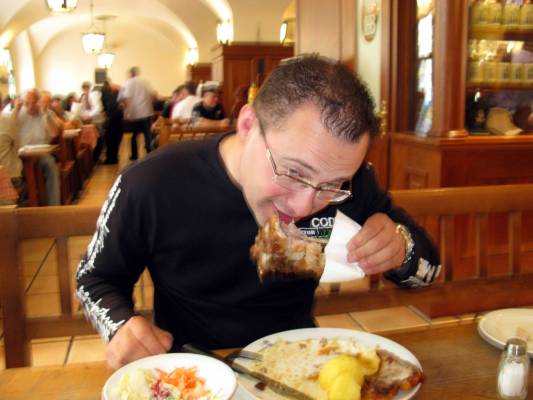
[2,184,533,368]
[157,118,232,146]
[0,206,99,368]
[315,184,533,319]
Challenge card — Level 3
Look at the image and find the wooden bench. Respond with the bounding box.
[155,118,233,146]
[1,184,533,368]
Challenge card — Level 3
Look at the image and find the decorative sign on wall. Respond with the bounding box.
[362,0,379,42]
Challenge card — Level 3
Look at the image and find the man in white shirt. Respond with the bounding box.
[118,67,154,160]
[15,89,60,205]
[0,113,21,179]
[170,81,201,124]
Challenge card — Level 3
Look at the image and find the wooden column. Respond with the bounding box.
[431,1,469,137]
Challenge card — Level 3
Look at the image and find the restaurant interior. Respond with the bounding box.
[0,0,532,399]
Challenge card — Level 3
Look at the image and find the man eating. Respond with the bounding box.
[76,54,440,370]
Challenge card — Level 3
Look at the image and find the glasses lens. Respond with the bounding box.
[274,175,309,191]
[316,191,348,202]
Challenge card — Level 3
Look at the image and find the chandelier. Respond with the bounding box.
[81,0,105,54]
[216,20,233,45]
[45,0,78,14]
[97,51,115,69]
[186,47,199,66]
[95,15,116,69]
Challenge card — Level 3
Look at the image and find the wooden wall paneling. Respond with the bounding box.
[389,135,443,189]
[431,1,468,137]
[187,63,212,84]
[211,44,294,113]
[393,0,417,133]
[508,211,522,274]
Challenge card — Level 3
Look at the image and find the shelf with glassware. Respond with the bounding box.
[470,26,533,41]
[466,21,532,136]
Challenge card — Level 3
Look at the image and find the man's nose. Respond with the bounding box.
[286,189,317,219]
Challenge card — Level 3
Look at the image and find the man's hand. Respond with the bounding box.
[346,213,406,275]
[105,315,173,370]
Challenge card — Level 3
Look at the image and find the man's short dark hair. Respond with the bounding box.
[81,81,92,90]
[254,54,380,142]
[184,81,197,95]
[173,85,186,95]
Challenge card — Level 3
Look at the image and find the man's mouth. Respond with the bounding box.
[277,210,294,224]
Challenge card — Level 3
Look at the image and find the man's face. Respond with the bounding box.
[203,91,219,108]
[238,103,370,225]
[24,92,39,115]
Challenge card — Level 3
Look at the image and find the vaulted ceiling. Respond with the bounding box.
[0,0,289,57]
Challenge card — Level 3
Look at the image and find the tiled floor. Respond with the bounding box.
[0,138,517,371]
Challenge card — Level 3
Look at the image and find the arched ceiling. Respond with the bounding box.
[0,0,232,51]
[1,0,291,67]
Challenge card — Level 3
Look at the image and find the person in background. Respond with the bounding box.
[62,93,78,117]
[170,81,201,124]
[118,66,154,161]
[161,85,187,119]
[101,79,124,165]
[79,82,104,126]
[1,94,15,115]
[76,55,440,370]
[14,89,60,205]
[190,85,230,127]
[79,82,105,161]
[0,109,23,201]
[229,85,249,123]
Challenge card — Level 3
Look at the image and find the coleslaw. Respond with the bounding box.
[114,366,220,400]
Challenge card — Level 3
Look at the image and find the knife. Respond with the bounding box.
[181,343,313,400]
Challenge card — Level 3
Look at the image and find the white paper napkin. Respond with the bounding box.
[320,210,365,283]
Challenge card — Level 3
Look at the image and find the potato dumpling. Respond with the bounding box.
[327,372,361,400]
[319,354,364,389]
[357,348,381,375]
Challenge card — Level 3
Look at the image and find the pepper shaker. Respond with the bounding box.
[497,338,530,400]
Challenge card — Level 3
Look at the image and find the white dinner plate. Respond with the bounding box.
[102,352,237,400]
[235,327,422,400]
[477,308,533,358]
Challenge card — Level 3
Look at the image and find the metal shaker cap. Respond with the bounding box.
[505,338,527,357]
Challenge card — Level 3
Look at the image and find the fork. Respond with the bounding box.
[225,349,263,362]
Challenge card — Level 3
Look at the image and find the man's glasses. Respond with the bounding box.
[257,118,352,204]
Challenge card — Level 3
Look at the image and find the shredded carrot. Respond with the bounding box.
[155,366,208,398]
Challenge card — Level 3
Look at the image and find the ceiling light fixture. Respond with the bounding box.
[96,15,116,69]
[97,51,115,69]
[186,47,199,66]
[216,20,233,45]
[279,18,295,44]
[45,0,78,14]
[81,0,105,54]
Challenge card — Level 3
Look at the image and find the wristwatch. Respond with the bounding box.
[395,224,414,265]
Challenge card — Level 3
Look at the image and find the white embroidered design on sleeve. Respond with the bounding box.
[76,175,122,279]
[400,257,441,288]
[76,285,126,342]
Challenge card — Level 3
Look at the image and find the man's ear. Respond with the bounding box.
[236,104,256,143]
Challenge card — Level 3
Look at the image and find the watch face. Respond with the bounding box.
[362,0,379,42]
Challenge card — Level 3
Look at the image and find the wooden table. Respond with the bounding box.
[0,324,531,399]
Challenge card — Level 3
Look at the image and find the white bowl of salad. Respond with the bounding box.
[102,353,237,400]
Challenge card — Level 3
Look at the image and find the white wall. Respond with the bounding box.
[231,0,290,42]
[36,21,188,97]
[11,30,36,93]
[356,0,381,106]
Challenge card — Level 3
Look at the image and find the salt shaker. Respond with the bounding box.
[497,338,530,400]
